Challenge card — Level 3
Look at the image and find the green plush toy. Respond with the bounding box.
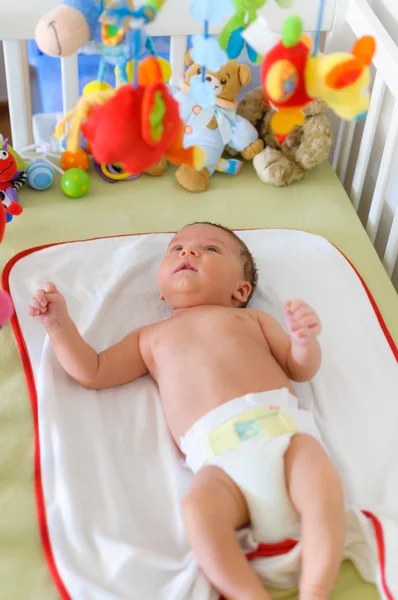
[218,0,293,64]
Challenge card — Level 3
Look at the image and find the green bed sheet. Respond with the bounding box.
[1,161,397,600]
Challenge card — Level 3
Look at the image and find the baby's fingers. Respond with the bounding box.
[29,297,47,315]
[43,282,58,294]
[292,315,319,331]
[35,289,48,308]
[28,301,41,317]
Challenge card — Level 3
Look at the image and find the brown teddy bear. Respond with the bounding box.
[172,53,264,192]
[232,88,333,186]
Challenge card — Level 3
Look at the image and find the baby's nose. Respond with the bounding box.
[181,246,199,256]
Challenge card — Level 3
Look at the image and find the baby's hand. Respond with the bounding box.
[27,282,69,332]
[285,299,321,346]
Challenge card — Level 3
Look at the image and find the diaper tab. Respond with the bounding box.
[202,405,297,460]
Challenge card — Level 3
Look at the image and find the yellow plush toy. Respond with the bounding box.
[253,15,376,142]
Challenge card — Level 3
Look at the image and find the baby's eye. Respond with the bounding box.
[174,246,183,252]
[206,247,218,253]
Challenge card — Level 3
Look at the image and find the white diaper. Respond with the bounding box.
[180,388,323,544]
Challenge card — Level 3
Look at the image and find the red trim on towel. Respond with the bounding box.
[334,250,398,361]
[2,247,73,600]
[1,233,397,600]
[362,511,394,600]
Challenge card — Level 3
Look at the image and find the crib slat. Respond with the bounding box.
[3,40,32,150]
[61,55,80,114]
[170,35,187,88]
[366,103,398,243]
[383,211,398,278]
[350,72,386,212]
[336,120,356,184]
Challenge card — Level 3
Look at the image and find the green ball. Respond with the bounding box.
[282,15,303,48]
[61,168,90,198]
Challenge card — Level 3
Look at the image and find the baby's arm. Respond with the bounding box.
[256,299,322,382]
[28,282,148,389]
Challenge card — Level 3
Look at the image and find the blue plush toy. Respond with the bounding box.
[172,53,264,193]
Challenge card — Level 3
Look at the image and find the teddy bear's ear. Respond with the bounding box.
[184,49,194,67]
[238,64,252,87]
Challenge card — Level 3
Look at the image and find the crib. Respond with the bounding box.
[0,1,398,599]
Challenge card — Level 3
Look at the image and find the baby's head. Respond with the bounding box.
[158,223,258,310]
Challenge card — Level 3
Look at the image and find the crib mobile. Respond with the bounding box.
[35,0,206,193]
[32,0,376,196]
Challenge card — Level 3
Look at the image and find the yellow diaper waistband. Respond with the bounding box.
[202,405,297,460]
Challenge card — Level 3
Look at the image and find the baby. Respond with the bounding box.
[28,222,345,600]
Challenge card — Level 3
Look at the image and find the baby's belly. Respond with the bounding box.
[156,353,294,442]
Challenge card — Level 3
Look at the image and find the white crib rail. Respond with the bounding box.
[331,0,398,281]
[3,40,33,148]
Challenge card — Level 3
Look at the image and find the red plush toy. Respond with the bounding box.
[0,204,15,327]
[82,57,205,175]
[0,138,25,223]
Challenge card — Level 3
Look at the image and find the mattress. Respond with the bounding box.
[1,161,397,600]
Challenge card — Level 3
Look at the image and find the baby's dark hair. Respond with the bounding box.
[187,222,258,307]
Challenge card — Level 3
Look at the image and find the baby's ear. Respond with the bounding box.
[238,64,252,87]
[184,49,194,67]
[233,281,252,305]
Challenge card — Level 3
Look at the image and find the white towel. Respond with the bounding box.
[6,229,398,600]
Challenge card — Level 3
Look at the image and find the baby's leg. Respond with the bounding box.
[284,435,346,600]
[182,465,271,600]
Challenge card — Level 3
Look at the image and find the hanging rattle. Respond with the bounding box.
[244,0,376,142]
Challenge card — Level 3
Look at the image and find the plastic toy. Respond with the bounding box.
[0,139,26,223]
[26,160,55,190]
[219,0,293,65]
[244,2,376,142]
[61,168,90,198]
[61,148,90,172]
[19,143,66,192]
[94,161,141,183]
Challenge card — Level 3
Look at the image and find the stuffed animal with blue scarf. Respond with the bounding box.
[172,52,264,193]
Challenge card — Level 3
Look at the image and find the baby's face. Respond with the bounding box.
[158,224,251,309]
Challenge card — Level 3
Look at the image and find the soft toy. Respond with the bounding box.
[234,87,332,186]
[173,53,264,192]
[35,0,172,97]
[244,15,376,141]
[56,56,205,176]
[0,205,14,327]
[0,138,26,223]
[218,0,292,65]
[35,0,167,86]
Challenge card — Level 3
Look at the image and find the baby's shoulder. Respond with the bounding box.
[247,308,279,328]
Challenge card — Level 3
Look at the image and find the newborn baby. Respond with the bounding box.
[28,222,345,600]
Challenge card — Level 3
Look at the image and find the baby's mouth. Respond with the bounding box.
[174,261,198,273]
